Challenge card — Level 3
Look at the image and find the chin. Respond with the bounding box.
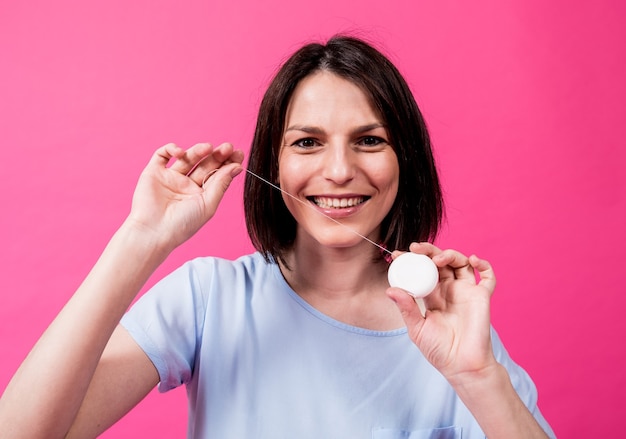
[315,232,378,252]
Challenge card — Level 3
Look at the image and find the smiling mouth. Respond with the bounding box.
[308,196,368,209]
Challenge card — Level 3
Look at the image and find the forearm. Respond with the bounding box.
[0,220,170,438]
[450,364,549,439]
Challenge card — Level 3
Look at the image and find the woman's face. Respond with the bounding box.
[278,71,399,251]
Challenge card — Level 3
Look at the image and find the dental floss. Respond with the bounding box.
[244,169,392,256]
[206,168,439,303]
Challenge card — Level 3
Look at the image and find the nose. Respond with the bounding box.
[321,141,356,185]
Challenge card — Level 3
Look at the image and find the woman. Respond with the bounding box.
[0,36,554,438]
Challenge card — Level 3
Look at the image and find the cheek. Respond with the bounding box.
[276,153,305,215]
[377,162,400,213]
[372,155,400,193]
[278,154,313,192]
[277,156,291,190]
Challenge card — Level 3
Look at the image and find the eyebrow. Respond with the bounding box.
[284,123,386,136]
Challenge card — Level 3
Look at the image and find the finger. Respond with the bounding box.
[391,242,440,258]
[200,161,244,209]
[168,142,215,175]
[390,249,404,260]
[408,241,443,258]
[228,148,245,165]
[209,142,238,163]
[188,143,244,186]
[148,143,185,168]
[470,255,496,295]
[433,249,475,282]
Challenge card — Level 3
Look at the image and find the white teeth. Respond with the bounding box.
[312,196,365,209]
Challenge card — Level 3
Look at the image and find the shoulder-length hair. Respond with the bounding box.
[244,35,444,265]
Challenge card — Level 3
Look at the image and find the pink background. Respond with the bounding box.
[1,1,624,437]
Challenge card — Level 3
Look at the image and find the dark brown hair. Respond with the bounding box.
[244,35,443,264]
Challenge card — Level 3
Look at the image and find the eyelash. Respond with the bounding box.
[291,138,320,148]
[289,136,388,149]
[357,136,387,147]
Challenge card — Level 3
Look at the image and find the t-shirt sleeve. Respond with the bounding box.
[120,259,212,392]
[491,328,556,438]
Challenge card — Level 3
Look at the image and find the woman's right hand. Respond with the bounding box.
[0,142,243,439]
[126,142,244,252]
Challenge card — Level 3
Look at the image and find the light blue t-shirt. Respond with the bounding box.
[121,253,555,438]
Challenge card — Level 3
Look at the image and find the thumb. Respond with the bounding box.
[387,287,426,329]
[201,163,244,212]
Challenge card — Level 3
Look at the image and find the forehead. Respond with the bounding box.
[284,71,382,128]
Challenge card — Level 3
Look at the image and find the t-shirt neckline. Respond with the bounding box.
[266,254,408,337]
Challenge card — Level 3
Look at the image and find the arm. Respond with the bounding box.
[0,142,243,439]
[66,325,160,438]
[387,242,551,439]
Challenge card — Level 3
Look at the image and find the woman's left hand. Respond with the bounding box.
[386,242,498,383]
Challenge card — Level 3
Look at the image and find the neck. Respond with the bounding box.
[279,238,404,331]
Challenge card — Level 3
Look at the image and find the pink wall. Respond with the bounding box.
[1,1,624,437]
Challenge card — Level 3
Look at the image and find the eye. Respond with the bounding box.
[291,137,320,149]
[357,136,387,147]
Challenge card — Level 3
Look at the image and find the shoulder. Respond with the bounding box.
[124,252,275,321]
[184,252,276,289]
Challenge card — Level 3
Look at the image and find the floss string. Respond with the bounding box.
[243,168,393,256]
